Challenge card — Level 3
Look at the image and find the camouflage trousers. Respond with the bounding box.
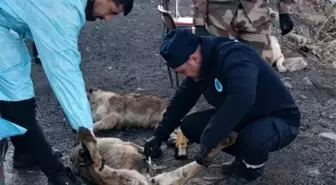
[205,2,274,65]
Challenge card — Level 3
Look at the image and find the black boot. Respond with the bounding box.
[13,151,38,169]
[221,157,243,176]
[48,167,82,185]
[217,162,263,185]
[0,99,67,179]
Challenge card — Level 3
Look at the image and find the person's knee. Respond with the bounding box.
[238,118,298,153]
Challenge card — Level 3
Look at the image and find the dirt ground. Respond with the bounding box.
[3,0,336,185]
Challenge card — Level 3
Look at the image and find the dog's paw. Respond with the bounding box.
[277,66,287,73]
[174,147,188,160]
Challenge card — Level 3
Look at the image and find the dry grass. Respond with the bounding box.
[282,0,336,67]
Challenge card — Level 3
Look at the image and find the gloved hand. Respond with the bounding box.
[78,142,94,167]
[195,143,211,167]
[279,14,294,35]
[195,25,209,36]
[144,136,162,159]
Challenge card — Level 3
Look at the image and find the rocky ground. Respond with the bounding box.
[3,0,336,185]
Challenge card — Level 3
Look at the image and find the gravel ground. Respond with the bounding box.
[3,0,336,185]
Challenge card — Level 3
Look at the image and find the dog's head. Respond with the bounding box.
[69,127,99,182]
[86,87,100,101]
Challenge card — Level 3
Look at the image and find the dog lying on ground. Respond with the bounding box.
[70,127,238,185]
[88,88,168,131]
[268,8,307,73]
[87,88,192,159]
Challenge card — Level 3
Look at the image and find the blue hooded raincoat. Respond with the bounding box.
[0,0,93,135]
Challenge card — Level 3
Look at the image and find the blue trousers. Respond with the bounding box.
[180,108,300,165]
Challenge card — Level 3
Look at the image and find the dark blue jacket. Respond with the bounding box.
[154,36,301,149]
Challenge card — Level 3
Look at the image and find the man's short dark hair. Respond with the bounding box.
[113,0,134,16]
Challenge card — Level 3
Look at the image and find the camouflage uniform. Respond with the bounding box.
[191,0,294,65]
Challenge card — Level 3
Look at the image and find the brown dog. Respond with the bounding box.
[87,88,192,159]
[70,127,238,185]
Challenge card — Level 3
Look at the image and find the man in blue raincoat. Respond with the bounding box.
[0,0,134,184]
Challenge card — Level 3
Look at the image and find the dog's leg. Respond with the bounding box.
[275,54,287,72]
[150,131,238,185]
[174,129,189,160]
[269,35,287,72]
[93,105,108,122]
[93,112,122,132]
[124,142,145,154]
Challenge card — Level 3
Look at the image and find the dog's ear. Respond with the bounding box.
[88,88,94,94]
[87,87,98,94]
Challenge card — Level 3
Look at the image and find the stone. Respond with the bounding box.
[136,88,146,91]
[299,95,307,99]
[327,99,336,106]
[303,77,313,86]
[329,113,336,119]
[319,132,336,141]
[284,81,293,89]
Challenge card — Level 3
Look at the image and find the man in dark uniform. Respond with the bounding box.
[144,29,301,185]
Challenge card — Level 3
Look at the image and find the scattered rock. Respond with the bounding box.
[107,66,112,70]
[187,176,223,185]
[299,95,307,99]
[284,81,293,89]
[307,168,321,177]
[95,26,100,30]
[329,113,336,120]
[332,61,336,69]
[327,99,336,106]
[282,77,291,81]
[283,57,308,72]
[303,77,313,86]
[319,132,336,141]
[136,88,145,91]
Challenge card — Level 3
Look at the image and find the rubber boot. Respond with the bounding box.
[218,162,262,185]
[13,149,63,169]
[48,167,82,185]
[221,157,243,176]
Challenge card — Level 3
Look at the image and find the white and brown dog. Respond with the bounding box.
[69,127,238,185]
[87,88,192,159]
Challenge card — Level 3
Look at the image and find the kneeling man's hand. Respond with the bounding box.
[144,136,162,159]
[195,143,211,167]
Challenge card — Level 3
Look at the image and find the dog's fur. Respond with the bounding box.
[70,127,238,185]
[88,88,168,132]
[69,136,149,184]
[87,88,191,159]
[269,35,287,72]
[268,7,309,73]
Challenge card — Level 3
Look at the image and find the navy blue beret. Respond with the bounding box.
[159,29,200,69]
